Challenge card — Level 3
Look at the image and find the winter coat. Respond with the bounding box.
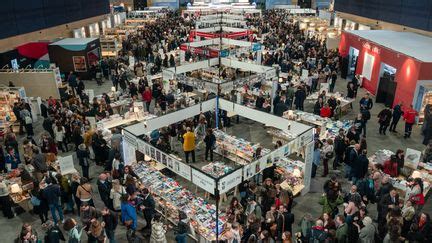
[336,223,349,243]
[150,221,167,243]
[318,194,344,215]
[359,224,376,243]
[403,108,418,124]
[378,109,392,125]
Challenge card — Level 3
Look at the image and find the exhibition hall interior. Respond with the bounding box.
[0,0,432,242]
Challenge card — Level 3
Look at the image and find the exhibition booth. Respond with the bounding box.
[122,97,314,242]
[48,38,102,80]
[339,30,432,116]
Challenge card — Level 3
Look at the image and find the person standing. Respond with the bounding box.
[311,141,322,178]
[294,86,306,111]
[76,177,94,207]
[0,176,13,219]
[5,147,21,171]
[329,70,337,93]
[64,218,85,243]
[97,173,112,210]
[77,144,90,180]
[334,129,346,170]
[359,93,373,111]
[335,215,349,243]
[182,127,196,164]
[54,123,67,153]
[378,107,393,135]
[140,188,156,233]
[150,213,167,243]
[121,194,137,233]
[389,102,403,132]
[422,104,432,145]
[321,139,334,177]
[204,128,216,161]
[403,105,418,139]
[42,178,64,225]
[67,71,78,95]
[101,207,118,243]
[175,211,189,243]
[142,86,152,112]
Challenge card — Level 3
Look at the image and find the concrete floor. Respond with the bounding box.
[1,76,430,242]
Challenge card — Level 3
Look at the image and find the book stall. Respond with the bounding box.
[283,110,353,140]
[0,86,25,136]
[121,97,314,241]
[369,149,431,200]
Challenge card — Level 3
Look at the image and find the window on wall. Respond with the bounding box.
[362,53,375,80]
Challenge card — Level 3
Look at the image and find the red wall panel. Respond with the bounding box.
[339,31,424,107]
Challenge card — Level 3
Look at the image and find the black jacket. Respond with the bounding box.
[44,225,65,243]
[274,102,288,117]
[97,180,112,205]
[76,148,90,167]
[103,212,118,231]
[42,184,61,205]
[378,109,392,125]
[204,134,216,148]
[334,135,346,155]
[351,154,369,179]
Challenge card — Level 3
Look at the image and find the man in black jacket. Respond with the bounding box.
[42,178,64,225]
[102,207,118,243]
[97,173,112,209]
[139,188,156,233]
[389,102,403,133]
[274,97,289,117]
[283,205,295,234]
[351,149,369,185]
[333,129,346,169]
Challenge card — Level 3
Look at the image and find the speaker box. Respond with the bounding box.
[134,0,147,10]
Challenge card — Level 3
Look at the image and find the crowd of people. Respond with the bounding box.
[0,8,431,243]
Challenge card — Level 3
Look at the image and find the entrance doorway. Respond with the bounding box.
[376,63,397,107]
[347,47,359,80]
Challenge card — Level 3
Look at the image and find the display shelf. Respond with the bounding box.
[0,87,24,133]
[213,129,270,165]
[201,162,234,178]
[275,157,305,196]
[132,162,226,241]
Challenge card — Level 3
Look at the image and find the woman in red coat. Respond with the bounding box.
[320,104,332,118]
[383,155,398,177]
[141,86,152,112]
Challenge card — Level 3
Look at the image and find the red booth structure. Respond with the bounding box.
[339,30,432,120]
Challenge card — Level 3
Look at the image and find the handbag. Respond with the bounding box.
[325,151,334,159]
[30,195,41,206]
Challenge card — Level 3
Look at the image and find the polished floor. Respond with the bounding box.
[0,76,429,242]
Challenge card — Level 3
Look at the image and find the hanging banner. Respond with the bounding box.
[218,169,243,194]
[192,168,216,194]
[302,141,314,195]
[136,139,147,155]
[123,130,137,148]
[299,129,314,147]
